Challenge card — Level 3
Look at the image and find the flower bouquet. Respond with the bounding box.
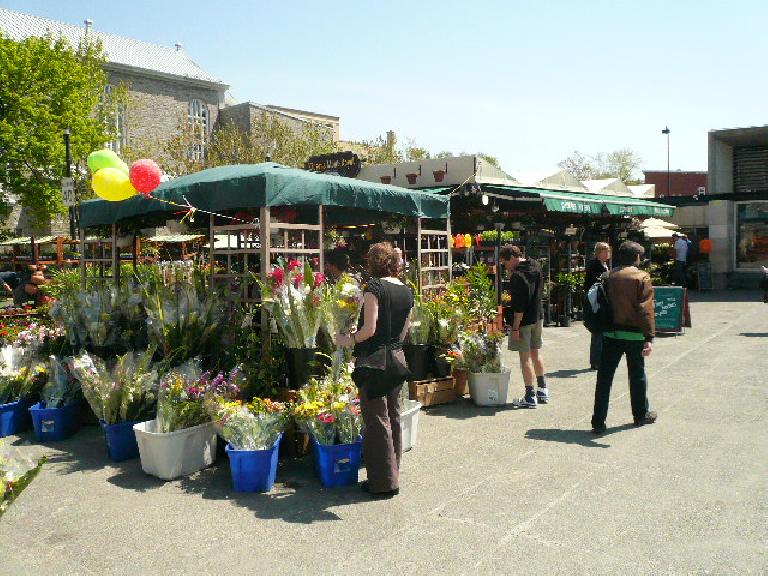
[0,349,47,437]
[72,348,158,459]
[0,440,45,517]
[321,273,363,378]
[41,356,83,410]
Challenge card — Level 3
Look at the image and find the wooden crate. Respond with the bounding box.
[409,377,456,407]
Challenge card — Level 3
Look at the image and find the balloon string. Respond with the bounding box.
[145,194,256,225]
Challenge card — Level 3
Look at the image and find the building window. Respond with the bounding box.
[736,202,768,269]
[188,99,209,162]
[100,84,127,154]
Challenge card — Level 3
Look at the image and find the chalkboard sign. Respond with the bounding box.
[654,286,685,333]
[697,263,712,291]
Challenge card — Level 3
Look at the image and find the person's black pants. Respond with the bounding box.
[591,337,649,428]
[674,260,687,287]
[589,332,603,369]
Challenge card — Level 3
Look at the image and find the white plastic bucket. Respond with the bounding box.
[400,399,422,451]
[468,371,511,406]
[133,420,217,480]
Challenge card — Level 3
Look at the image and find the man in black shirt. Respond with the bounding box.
[583,242,611,369]
[500,244,548,408]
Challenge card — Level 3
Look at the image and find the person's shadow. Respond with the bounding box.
[739,332,768,338]
[525,423,634,448]
[545,368,595,379]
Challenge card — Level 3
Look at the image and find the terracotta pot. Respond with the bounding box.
[405,173,418,184]
[433,170,446,182]
[380,176,392,184]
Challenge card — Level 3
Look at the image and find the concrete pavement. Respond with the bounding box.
[1,291,766,575]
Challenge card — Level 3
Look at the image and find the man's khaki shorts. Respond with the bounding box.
[507,320,544,353]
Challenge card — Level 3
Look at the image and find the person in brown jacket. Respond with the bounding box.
[591,241,657,434]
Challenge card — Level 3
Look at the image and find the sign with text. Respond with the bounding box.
[61,177,75,207]
[654,286,685,333]
[305,152,361,178]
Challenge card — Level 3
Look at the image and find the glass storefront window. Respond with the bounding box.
[736,202,768,268]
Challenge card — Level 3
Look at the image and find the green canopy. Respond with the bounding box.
[484,186,675,217]
[79,163,450,227]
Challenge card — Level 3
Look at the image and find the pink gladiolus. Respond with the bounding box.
[313,272,325,287]
[269,267,284,286]
[287,259,300,271]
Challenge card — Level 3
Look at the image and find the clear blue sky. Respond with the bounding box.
[3,0,766,174]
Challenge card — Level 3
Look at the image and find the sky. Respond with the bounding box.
[3,0,766,175]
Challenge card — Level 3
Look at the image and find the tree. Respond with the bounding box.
[0,33,115,223]
[476,153,501,169]
[404,140,431,161]
[558,150,596,181]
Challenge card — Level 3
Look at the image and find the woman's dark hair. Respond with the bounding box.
[325,249,349,272]
[499,244,522,262]
[616,241,645,265]
[367,242,399,278]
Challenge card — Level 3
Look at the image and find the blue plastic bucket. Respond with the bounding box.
[0,398,31,437]
[29,401,81,442]
[312,435,362,488]
[225,434,282,493]
[100,420,140,462]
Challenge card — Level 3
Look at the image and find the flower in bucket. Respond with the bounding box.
[257,261,325,349]
[208,397,287,451]
[292,368,361,446]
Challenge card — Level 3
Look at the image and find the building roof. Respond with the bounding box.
[0,8,227,87]
[629,184,655,198]
[581,178,632,197]
[511,169,588,192]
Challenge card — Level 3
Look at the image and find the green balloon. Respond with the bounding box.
[87,149,129,174]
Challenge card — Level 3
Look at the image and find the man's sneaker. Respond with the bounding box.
[633,411,658,427]
[536,388,549,404]
[591,424,607,435]
[513,393,537,409]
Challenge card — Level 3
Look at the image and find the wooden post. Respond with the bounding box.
[259,207,271,283]
[112,224,120,287]
[208,213,215,286]
[446,216,452,282]
[318,205,325,272]
[79,228,86,290]
[416,217,422,293]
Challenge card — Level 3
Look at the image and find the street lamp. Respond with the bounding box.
[661,126,670,196]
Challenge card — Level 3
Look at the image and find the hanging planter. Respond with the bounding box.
[433,170,446,182]
[29,401,81,442]
[379,176,392,184]
[133,420,217,480]
[100,420,140,462]
[400,399,422,452]
[225,434,282,493]
[312,435,362,488]
[0,397,32,438]
[468,371,511,406]
[405,173,418,185]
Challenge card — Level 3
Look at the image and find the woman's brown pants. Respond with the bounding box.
[359,384,402,493]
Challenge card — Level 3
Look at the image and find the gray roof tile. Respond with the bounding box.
[0,8,227,86]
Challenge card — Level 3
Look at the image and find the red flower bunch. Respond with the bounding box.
[268,267,284,287]
[287,259,301,271]
[313,272,325,288]
[317,412,335,424]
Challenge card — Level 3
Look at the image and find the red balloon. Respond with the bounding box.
[129,159,162,196]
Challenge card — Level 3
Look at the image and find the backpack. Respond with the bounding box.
[583,274,613,334]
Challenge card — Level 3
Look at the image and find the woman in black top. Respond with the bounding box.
[584,242,611,369]
[336,242,413,498]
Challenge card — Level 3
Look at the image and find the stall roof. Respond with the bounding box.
[0,236,57,246]
[79,163,450,227]
[483,186,675,217]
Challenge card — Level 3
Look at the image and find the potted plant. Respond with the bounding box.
[133,363,241,480]
[428,296,462,378]
[460,332,510,406]
[433,169,446,183]
[208,397,288,492]
[403,290,432,380]
[72,348,157,461]
[379,175,392,184]
[258,260,326,389]
[405,173,418,184]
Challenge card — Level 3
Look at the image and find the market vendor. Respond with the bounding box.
[13,265,50,307]
[0,270,20,297]
[324,249,350,283]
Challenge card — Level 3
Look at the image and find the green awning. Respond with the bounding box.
[485,186,675,217]
[79,163,450,227]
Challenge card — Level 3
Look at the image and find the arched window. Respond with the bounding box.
[100,84,126,154]
[188,99,209,162]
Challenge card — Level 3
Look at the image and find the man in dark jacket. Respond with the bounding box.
[584,242,611,369]
[591,241,657,434]
[500,245,548,408]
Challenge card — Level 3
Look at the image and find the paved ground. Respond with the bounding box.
[1,291,766,575]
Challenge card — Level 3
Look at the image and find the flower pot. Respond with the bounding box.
[0,398,32,438]
[433,169,446,182]
[29,401,81,441]
[312,435,362,488]
[379,176,392,184]
[133,420,217,480]
[453,368,470,396]
[558,314,570,327]
[405,173,418,185]
[285,348,322,389]
[225,434,282,493]
[433,355,452,378]
[468,371,511,406]
[400,399,422,452]
[100,420,140,462]
[402,343,430,380]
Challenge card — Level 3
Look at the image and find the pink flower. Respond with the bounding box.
[287,259,300,271]
[313,272,325,287]
[269,267,284,287]
[293,275,302,289]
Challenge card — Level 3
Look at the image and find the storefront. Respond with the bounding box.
[735,201,768,270]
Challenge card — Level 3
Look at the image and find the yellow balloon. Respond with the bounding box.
[92,168,137,201]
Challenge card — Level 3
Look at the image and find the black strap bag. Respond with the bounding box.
[352,282,412,398]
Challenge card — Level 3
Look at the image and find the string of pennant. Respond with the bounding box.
[147,195,254,225]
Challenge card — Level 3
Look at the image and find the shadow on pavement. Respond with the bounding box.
[739,332,768,337]
[13,425,116,476]
[175,457,371,523]
[545,368,595,379]
[524,423,635,448]
[421,397,519,420]
[687,290,762,303]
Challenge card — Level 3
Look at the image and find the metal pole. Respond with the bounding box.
[63,129,75,239]
[662,126,671,197]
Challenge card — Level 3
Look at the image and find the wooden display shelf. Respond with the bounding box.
[408,377,456,407]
